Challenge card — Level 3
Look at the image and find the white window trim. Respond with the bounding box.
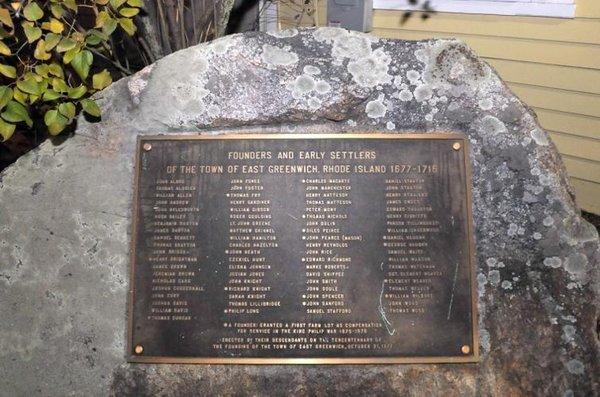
[373,0,576,18]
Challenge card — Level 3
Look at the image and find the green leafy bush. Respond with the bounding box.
[0,0,143,141]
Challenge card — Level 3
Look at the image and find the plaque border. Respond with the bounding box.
[127,132,479,365]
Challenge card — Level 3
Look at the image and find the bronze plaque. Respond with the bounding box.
[128,133,478,364]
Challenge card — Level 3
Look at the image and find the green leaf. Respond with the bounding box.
[45,33,61,50]
[85,35,101,46]
[0,40,10,55]
[92,69,112,90]
[42,88,61,101]
[34,64,49,76]
[71,31,85,43]
[95,11,110,28]
[127,0,144,7]
[118,17,136,35]
[13,88,27,104]
[33,39,51,60]
[41,18,64,34]
[48,63,64,77]
[44,108,67,125]
[23,3,44,21]
[85,29,107,46]
[0,64,16,79]
[67,85,87,99]
[16,78,41,95]
[81,98,101,117]
[52,78,69,92]
[119,7,139,17]
[22,22,42,43]
[0,8,13,29]
[2,100,32,127]
[57,37,77,52]
[58,102,76,119]
[0,118,16,141]
[48,122,67,135]
[63,0,78,12]
[44,108,69,135]
[24,71,43,82]
[0,86,13,109]
[71,50,94,80]
[110,0,128,9]
[71,50,93,80]
[50,3,64,18]
[63,46,79,64]
[102,18,118,36]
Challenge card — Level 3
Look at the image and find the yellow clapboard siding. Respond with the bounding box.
[486,59,600,95]
[292,0,600,21]
[562,156,600,184]
[312,1,600,27]
[549,132,600,161]
[571,178,600,214]
[313,0,600,20]
[374,28,600,70]
[372,11,600,45]
[304,1,600,31]
[508,83,600,118]
[576,0,600,18]
[533,108,600,140]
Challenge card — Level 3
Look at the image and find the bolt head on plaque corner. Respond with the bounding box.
[461,345,471,355]
[134,344,144,355]
[143,143,152,152]
[452,142,462,151]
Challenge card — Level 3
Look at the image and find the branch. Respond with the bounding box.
[88,47,132,75]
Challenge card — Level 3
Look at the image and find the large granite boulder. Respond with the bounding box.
[0,28,598,396]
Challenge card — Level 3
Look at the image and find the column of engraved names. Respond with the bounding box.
[224,177,281,315]
[301,177,361,315]
[146,169,202,322]
[382,174,442,315]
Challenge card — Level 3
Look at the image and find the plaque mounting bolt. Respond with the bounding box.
[452,142,461,151]
[143,143,152,152]
[134,345,144,355]
[461,345,471,354]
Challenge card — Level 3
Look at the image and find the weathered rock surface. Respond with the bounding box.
[0,28,598,396]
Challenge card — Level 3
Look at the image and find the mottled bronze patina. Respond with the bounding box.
[128,133,478,364]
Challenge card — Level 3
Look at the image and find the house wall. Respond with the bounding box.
[279,1,600,214]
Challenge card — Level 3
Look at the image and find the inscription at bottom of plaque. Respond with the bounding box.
[129,133,478,364]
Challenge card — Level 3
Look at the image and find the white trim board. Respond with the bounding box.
[373,0,576,18]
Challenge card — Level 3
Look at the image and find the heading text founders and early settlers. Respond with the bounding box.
[128,133,478,364]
